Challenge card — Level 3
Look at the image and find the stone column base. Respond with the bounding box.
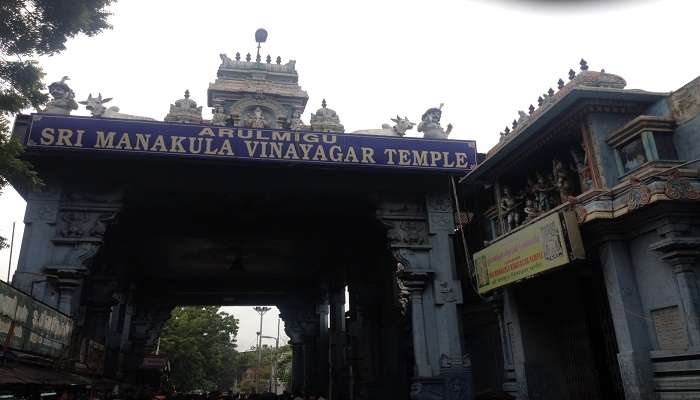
[410,369,473,400]
[617,351,654,400]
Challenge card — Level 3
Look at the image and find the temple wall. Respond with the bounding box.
[586,113,636,187]
[626,230,684,347]
[675,112,700,162]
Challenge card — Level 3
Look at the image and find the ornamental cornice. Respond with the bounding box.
[208,80,308,99]
[571,167,700,224]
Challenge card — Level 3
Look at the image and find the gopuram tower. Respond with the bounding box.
[208,33,309,129]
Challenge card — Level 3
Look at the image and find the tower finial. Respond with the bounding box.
[580,58,589,71]
[184,89,190,99]
[255,28,268,63]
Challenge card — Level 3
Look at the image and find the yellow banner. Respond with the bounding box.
[474,210,584,294]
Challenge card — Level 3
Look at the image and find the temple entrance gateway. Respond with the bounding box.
[8,37,478,400]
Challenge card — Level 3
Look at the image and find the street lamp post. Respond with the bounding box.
[253,306,271,392]
[260,331,279,393]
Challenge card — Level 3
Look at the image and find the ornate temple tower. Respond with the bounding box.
[207,50,309,129]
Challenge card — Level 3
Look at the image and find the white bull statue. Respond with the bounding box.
[79,93,155,121]
[353,115,415,137]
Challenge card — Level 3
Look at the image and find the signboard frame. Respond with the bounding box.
[473,209,585,294]
[20,114,478,173]
[0,280,74,359]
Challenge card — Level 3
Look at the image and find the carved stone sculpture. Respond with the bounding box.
[534,174,556,212]
[309,99,344,132]
[570,145,593,191]
[553,159,576,202]
[245,106,268,128]
[523,198,540,222]
[287,110,307,130]
[164,90,203,124]
[353,115,415,137]
[41,76,78,115]
[500,187,522,231]
[417,104,452,139]
[80,93,155,121]
[395,262,410,315]
[211,105,229,126]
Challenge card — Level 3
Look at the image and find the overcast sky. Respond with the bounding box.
[1,0,698,350]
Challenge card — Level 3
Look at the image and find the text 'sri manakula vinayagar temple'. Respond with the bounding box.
[2,29,700,400]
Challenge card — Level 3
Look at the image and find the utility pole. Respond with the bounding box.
[275,317,280,393]
[6,222,15,283]
[260,319,280,394]
[253,306,271,392]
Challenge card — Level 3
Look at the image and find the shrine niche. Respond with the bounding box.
[227,97,288,128]
[480,127,597,240]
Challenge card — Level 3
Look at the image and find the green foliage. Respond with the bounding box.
[0,0,114,244]
[159,307,240,392]
[0,0,114,56]
[235,345,293,393]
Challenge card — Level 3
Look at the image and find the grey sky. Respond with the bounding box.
[0,0,697,350]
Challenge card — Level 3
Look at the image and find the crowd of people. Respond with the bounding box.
[177,392,323,400]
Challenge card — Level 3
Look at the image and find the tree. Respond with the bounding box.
[159,307,240,392]
[0,0,115,247]
[234,344,293,393]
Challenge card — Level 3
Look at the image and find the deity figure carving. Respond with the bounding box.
[60,211,89,238]
[288,110,307,130]
[570,144,593,191]
[41,76,78,115]
[245,106,268,128]
[553,159,576,202]
[211,105,229,126]
[354,115,415,137]
[399,221,427,245]
[395,262,410,314]
[435,280,462,304]
[309,99,345,132]
[164,90,203,124]
[417,104,453,139]
[533,173,556,213]
[523,198,540,222]
[500,187,522,231]
[516,110,530,126]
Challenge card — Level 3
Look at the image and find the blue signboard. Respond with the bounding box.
[24,114,477,172]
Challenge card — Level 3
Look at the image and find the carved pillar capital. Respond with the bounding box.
[650,236,700,267]
[393,247,431,272]
[651,234,700,348]
[426,191,455,234]
[401,270,432,292]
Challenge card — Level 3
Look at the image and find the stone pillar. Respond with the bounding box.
[599,240,654,399]
[673,263,700,347]
[303,336,318,393]
[402,269,432,377]
[378,191,473,400]
[104,294,127,378]
[329,286,347,400]
[280,304,320,395]
[650,224,700,348]
[54,273,84,315]
[347,283,377,400]
[290,342,305,393]
[14,186,123,317]
[501,288,528,399]
[13,186,63,303]
[425,192,473,400]
[317,300,330,396]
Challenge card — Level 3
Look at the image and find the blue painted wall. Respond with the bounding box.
[586,113,635,187]
[674,112,700,162]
